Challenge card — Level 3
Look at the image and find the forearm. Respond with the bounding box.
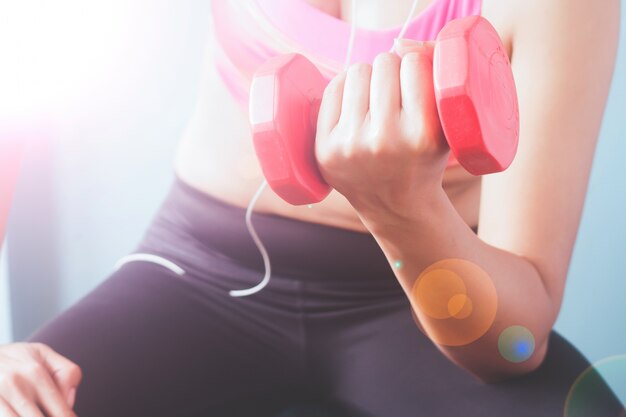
[353,187,557,382]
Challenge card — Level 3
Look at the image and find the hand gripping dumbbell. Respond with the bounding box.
[249,15,519,206]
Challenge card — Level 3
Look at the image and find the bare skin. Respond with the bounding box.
[0,343,81,416]
[175,0,620,381]
[175,0,484,233]
[0,0,619,412]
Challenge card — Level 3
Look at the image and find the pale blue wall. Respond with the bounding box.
[0,247,12,344]
[6,0,211,340]
[4,0,626,390]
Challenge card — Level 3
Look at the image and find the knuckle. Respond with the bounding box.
[72,363,83,381]
[23,363,45,380]
[374,52,400,68]
[369,118,395,142]
[315,145,335,167]
[322,141,350,169]
[367,141,382,157]
[368,140,388,159]
[402,51,423,64]
[408,134,428,155]
[320,154,341,174]
[401,51,432,76]
[26,342,45,358]
[347,62,371,79]
[341,137,358,160]
[368,123,404,158]
[340,146,353,161]
[1,371,22,388]
[369,129,384,145]
[324,73,345,97]
[31,342,47,351]
[404,117,426,147]
[409,111,427,132]
[368,128,387,153]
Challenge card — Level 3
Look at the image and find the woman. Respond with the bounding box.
[0,0,622,416]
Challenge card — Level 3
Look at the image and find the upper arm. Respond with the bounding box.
[478,0,620,314]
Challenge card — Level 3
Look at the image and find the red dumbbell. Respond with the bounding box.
[249,15,519,206]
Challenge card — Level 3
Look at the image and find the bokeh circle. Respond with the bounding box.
[564,354,626,417]
[497,325,535,363]
[410,258,498,346]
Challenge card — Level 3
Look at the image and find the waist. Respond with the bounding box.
[138,176,399,284]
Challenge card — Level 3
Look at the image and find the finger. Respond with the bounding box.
[317,71,347,137]
[400,51,435,117]
[33,343,82,406]
[393,38,435,61]
[0,398,19,417]
[370,53,402,128]
[34,367,78,417]
[400,51,444,149]
[8,391,45,417]
[338,63,371,127]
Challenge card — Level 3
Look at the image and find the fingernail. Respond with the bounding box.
[67,387,76,409]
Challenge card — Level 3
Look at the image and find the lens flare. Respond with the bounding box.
[410,258,497,346]
[448,293,473,319]
[497,325,535,363]
[564,355,626,417]
[0,1,134,123]
[414,268,467,320]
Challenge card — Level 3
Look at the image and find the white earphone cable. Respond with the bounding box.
[392,0,421,52]
[343,0,359,69]
[230,0,419,297]
[229,179,271,297]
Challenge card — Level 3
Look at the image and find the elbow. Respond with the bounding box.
[471,339,550,384]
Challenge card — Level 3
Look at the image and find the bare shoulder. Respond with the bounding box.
[481,0,620,59]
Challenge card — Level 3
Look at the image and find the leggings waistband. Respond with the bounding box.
[138,177,398,283]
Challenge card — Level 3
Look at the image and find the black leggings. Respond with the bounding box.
[27,177,623,417]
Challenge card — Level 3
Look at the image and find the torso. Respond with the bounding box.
[175,0,512,234]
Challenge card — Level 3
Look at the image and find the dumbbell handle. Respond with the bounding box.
[249,16,519,206]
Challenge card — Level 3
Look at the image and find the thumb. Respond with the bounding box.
[35,343,83,408]
[393,38,435,61]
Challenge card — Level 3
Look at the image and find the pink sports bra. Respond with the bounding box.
[209,0,483,166]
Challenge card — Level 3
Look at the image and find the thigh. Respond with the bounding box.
[26,261,303,417]
[315,299,623,417]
